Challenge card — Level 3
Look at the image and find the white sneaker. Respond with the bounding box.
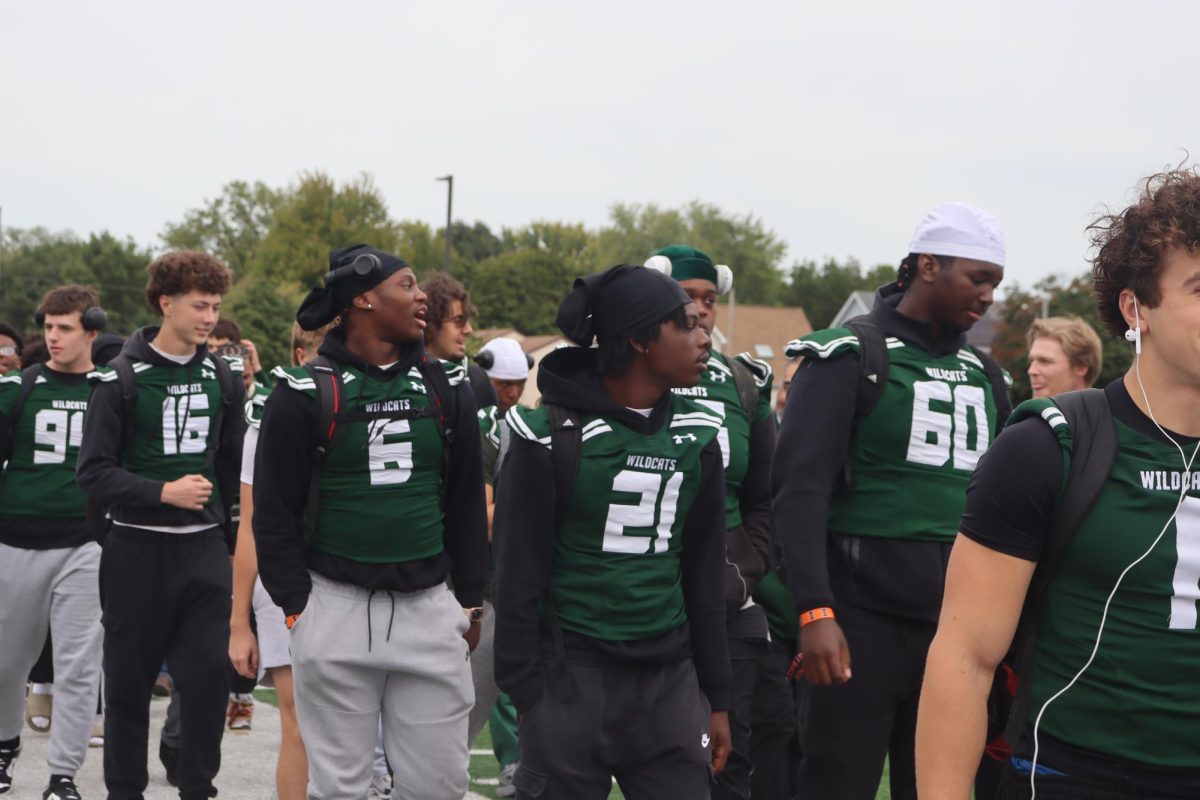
[367,772,392,800]
[497,762,518,798]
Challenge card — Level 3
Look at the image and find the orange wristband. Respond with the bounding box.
[285,614,301,630]
[800,607,835,627]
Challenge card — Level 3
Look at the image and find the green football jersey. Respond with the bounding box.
[672,351,773,529]
[787,328,1001,543]
[88,355,237,502]
[273,360,465,563]
[0,368,91,518]
[507,397,721,642]
[1016,399,1200,768]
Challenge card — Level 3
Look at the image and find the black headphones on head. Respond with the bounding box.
[474,348,535,371]
[324,253,383,285]
[35,305,108,331]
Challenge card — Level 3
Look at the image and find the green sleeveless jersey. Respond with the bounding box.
[0,368,91,518]
[272,360,465,563]
[88,355,238,501]
[672,352,773,529]
[788,328,1000,543]
[478,404,500,486]
[507,397,721,641]
[1016,398,1200,768]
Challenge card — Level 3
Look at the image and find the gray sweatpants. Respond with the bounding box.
[0,541,102,777]
[467,599,500,746]
[290,574,474,800]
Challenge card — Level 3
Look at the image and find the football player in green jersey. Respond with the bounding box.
[253,245,488,800]
[647,245,776,800]
[0,286,105,800]
[75,251,246,800]
[493,263,732,799]
[773,203,1006,800]
[918,171,1200,799]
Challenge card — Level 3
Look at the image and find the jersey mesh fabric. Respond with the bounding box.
[1013,398,1200,768]
[508,396,720,641]
[789,327,1000,543]
[273,362,452,564]
[0,368,91,518]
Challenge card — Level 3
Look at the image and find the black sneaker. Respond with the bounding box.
[0,742,19,795]
[159,740,179,787]
[42,777,81,800]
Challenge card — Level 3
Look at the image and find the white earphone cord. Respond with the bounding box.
[1029,325,1200,798]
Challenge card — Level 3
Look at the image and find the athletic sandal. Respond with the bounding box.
[25,691,51,733]
[0,742,19,795]
[367,773,393,800]
[42,776,81,800]
[226,694,254,733]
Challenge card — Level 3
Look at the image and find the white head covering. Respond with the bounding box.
[478,338,529,381]
[908,202,1006,268]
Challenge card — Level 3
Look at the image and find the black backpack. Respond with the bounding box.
[983,388,1117,760]
[302,354,458,535]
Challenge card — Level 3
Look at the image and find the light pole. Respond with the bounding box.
[436,175,453,274]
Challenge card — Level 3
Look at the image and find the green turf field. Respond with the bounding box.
[255,688,898,798]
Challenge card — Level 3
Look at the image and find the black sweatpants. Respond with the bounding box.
[713,607,768,800]
[796,603,934,800]
[100,527,231,800]
[514,657,712,799]
[749,636,805,800]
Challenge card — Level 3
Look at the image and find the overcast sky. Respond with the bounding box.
[3,0,1197,293]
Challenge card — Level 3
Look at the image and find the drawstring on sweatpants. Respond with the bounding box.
[365,590,397,652]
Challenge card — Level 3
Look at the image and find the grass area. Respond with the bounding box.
[252,690,898,799]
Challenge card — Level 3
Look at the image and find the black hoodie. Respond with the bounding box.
[492,346,731,713]
[252,328,488,617]
[771,284,972,623]
[75,326,246,540]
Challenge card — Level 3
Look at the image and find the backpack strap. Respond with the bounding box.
[728,357,759,420]
[303,356,343,537]
[203,355,239,471]
[1001,388,1116,746]
[4,365,43,459]
[107,355,139,454]
[843,315,889,419]
[416,355,458,505]
[969,345,1014,432]
[544,403,583,701]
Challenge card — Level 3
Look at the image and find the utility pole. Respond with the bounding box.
[436,175,453,274]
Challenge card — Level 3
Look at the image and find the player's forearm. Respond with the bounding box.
[230,484,258,626]
[915,632,993,800]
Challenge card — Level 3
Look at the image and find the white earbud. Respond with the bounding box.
[1124,300,1142,354]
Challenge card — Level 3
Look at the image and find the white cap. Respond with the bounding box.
[908,202,1006,268]
[478,338,529,380]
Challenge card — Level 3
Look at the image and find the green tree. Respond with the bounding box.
[991,273,1131,402]
[783,258,895,329]
[470,247,581,334]
[593,202,788,305]
[161,180,283,277]
[251,172,401,291]
[225,274,302,373]
[0,228,154,337]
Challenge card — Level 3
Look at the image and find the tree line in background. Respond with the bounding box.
[0,171,1126,401]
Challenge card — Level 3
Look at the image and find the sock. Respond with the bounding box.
[0,736,18,751]
[30,683,52,695]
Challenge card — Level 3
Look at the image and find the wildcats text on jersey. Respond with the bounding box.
[1140,471,1200,492]
[626,455,678,472]
[363,399,412,414]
